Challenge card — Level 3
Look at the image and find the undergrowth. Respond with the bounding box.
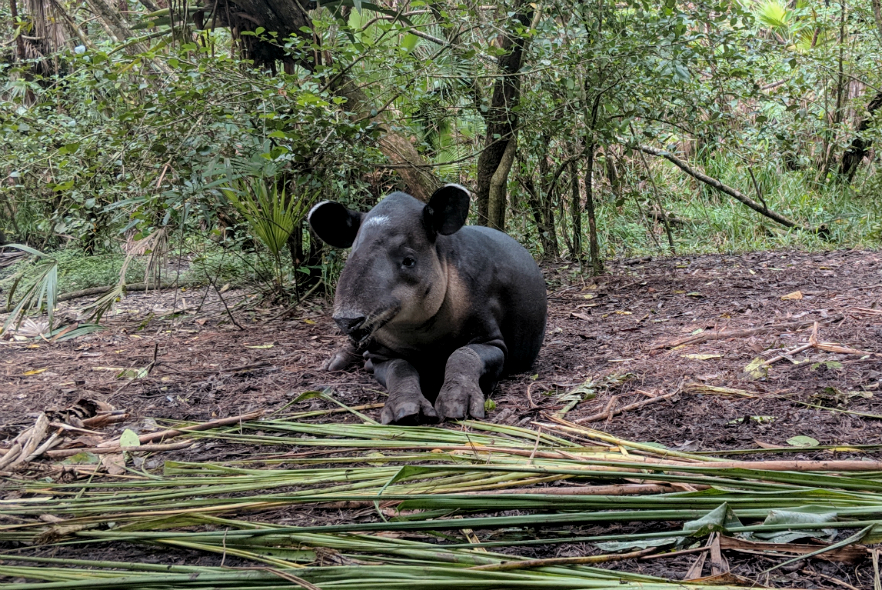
[508,155,882,261]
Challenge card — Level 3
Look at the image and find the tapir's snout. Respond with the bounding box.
[333,314,366,335]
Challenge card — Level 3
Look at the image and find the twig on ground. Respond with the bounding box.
[761,343,813,366]
[761,321,881,367]
[207,274,243,330]
[97,410,263,447]
[656,316,843,349]
[639,546,714,561]
[575,391,678,423]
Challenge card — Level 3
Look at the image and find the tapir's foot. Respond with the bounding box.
[435,375,485,421]
[323,344,362,372]
[381,393,438,425]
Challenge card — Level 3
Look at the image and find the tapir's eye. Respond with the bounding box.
[402,256,416,268]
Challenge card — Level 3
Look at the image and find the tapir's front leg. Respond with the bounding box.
[371,357,438,425]
[435,344,505,421]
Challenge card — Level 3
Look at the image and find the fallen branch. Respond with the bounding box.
[636,145,820,234]
[656,316,842,349]
[574,391,679,423]
[57,282,179,302]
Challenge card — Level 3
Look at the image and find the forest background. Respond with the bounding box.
[1,0,881,328]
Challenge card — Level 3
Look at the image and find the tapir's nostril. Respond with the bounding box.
[334,315,366,334]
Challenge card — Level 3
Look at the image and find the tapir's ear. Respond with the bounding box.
[424,184,470,236]
[308,201,362,248]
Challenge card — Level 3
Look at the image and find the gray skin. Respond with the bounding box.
[308,184,547,425]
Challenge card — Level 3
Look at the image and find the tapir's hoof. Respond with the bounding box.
[435,376,485,421]
[381,395,438,425]
[323,346,362,372]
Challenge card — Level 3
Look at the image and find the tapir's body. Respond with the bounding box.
[309,185,547,424]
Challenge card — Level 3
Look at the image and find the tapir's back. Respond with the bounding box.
[443,225,547,373]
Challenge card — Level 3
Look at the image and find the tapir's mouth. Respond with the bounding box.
[349,304,400,345]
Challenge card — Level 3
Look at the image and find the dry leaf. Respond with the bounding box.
[100,453,126,475]
[781,291,803,300]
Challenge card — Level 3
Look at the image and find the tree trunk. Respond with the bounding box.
[9,0,26,60]
[569,160,582,261]
[520,175,558,259]
[839,91,882,182]
[475,0,533,224]
[487,131,518,230]
[821,0,848,180]
[584,144,602,275]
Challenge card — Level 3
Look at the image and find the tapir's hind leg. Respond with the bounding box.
[371,357,438,425]
[435,344,505,421]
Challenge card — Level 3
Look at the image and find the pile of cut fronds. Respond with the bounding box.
[1,414,881,588]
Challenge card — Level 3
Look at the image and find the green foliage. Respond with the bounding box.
[219,172,315,295]
[1,244,58,335]
[1,0,880,312]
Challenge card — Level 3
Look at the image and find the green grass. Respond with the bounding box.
[507,153,881,261]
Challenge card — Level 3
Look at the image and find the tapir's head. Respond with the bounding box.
[308,184,471,344]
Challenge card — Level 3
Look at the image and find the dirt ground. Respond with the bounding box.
[2,248,882,588]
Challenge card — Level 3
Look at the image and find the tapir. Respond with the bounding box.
[308,184,547,424]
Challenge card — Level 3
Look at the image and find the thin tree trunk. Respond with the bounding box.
[584,144,602,274]
[822,0,848,180]
[520,175,557,259]
[475,0,534,224]
[9,0,26,60]
[569,160,582,261]
[487,131,518,231]
[537,146,560,258]
[872,0,882,43]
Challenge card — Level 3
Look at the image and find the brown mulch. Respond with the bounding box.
[2,248,882,588]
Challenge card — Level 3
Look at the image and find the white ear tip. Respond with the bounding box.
[444,183,471,197]
[308,201,331,223]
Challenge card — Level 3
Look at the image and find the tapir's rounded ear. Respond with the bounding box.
[308,201,362,248]
[425,184,470,236]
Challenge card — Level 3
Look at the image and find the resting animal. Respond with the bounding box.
[308,184,547,424]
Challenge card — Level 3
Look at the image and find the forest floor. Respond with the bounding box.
[2,248,882,588]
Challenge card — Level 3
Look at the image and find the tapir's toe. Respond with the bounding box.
[381,395,437,425]
[435,377,484,421]
[323,345,362,372]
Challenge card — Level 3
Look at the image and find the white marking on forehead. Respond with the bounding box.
[361,215,391,230]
